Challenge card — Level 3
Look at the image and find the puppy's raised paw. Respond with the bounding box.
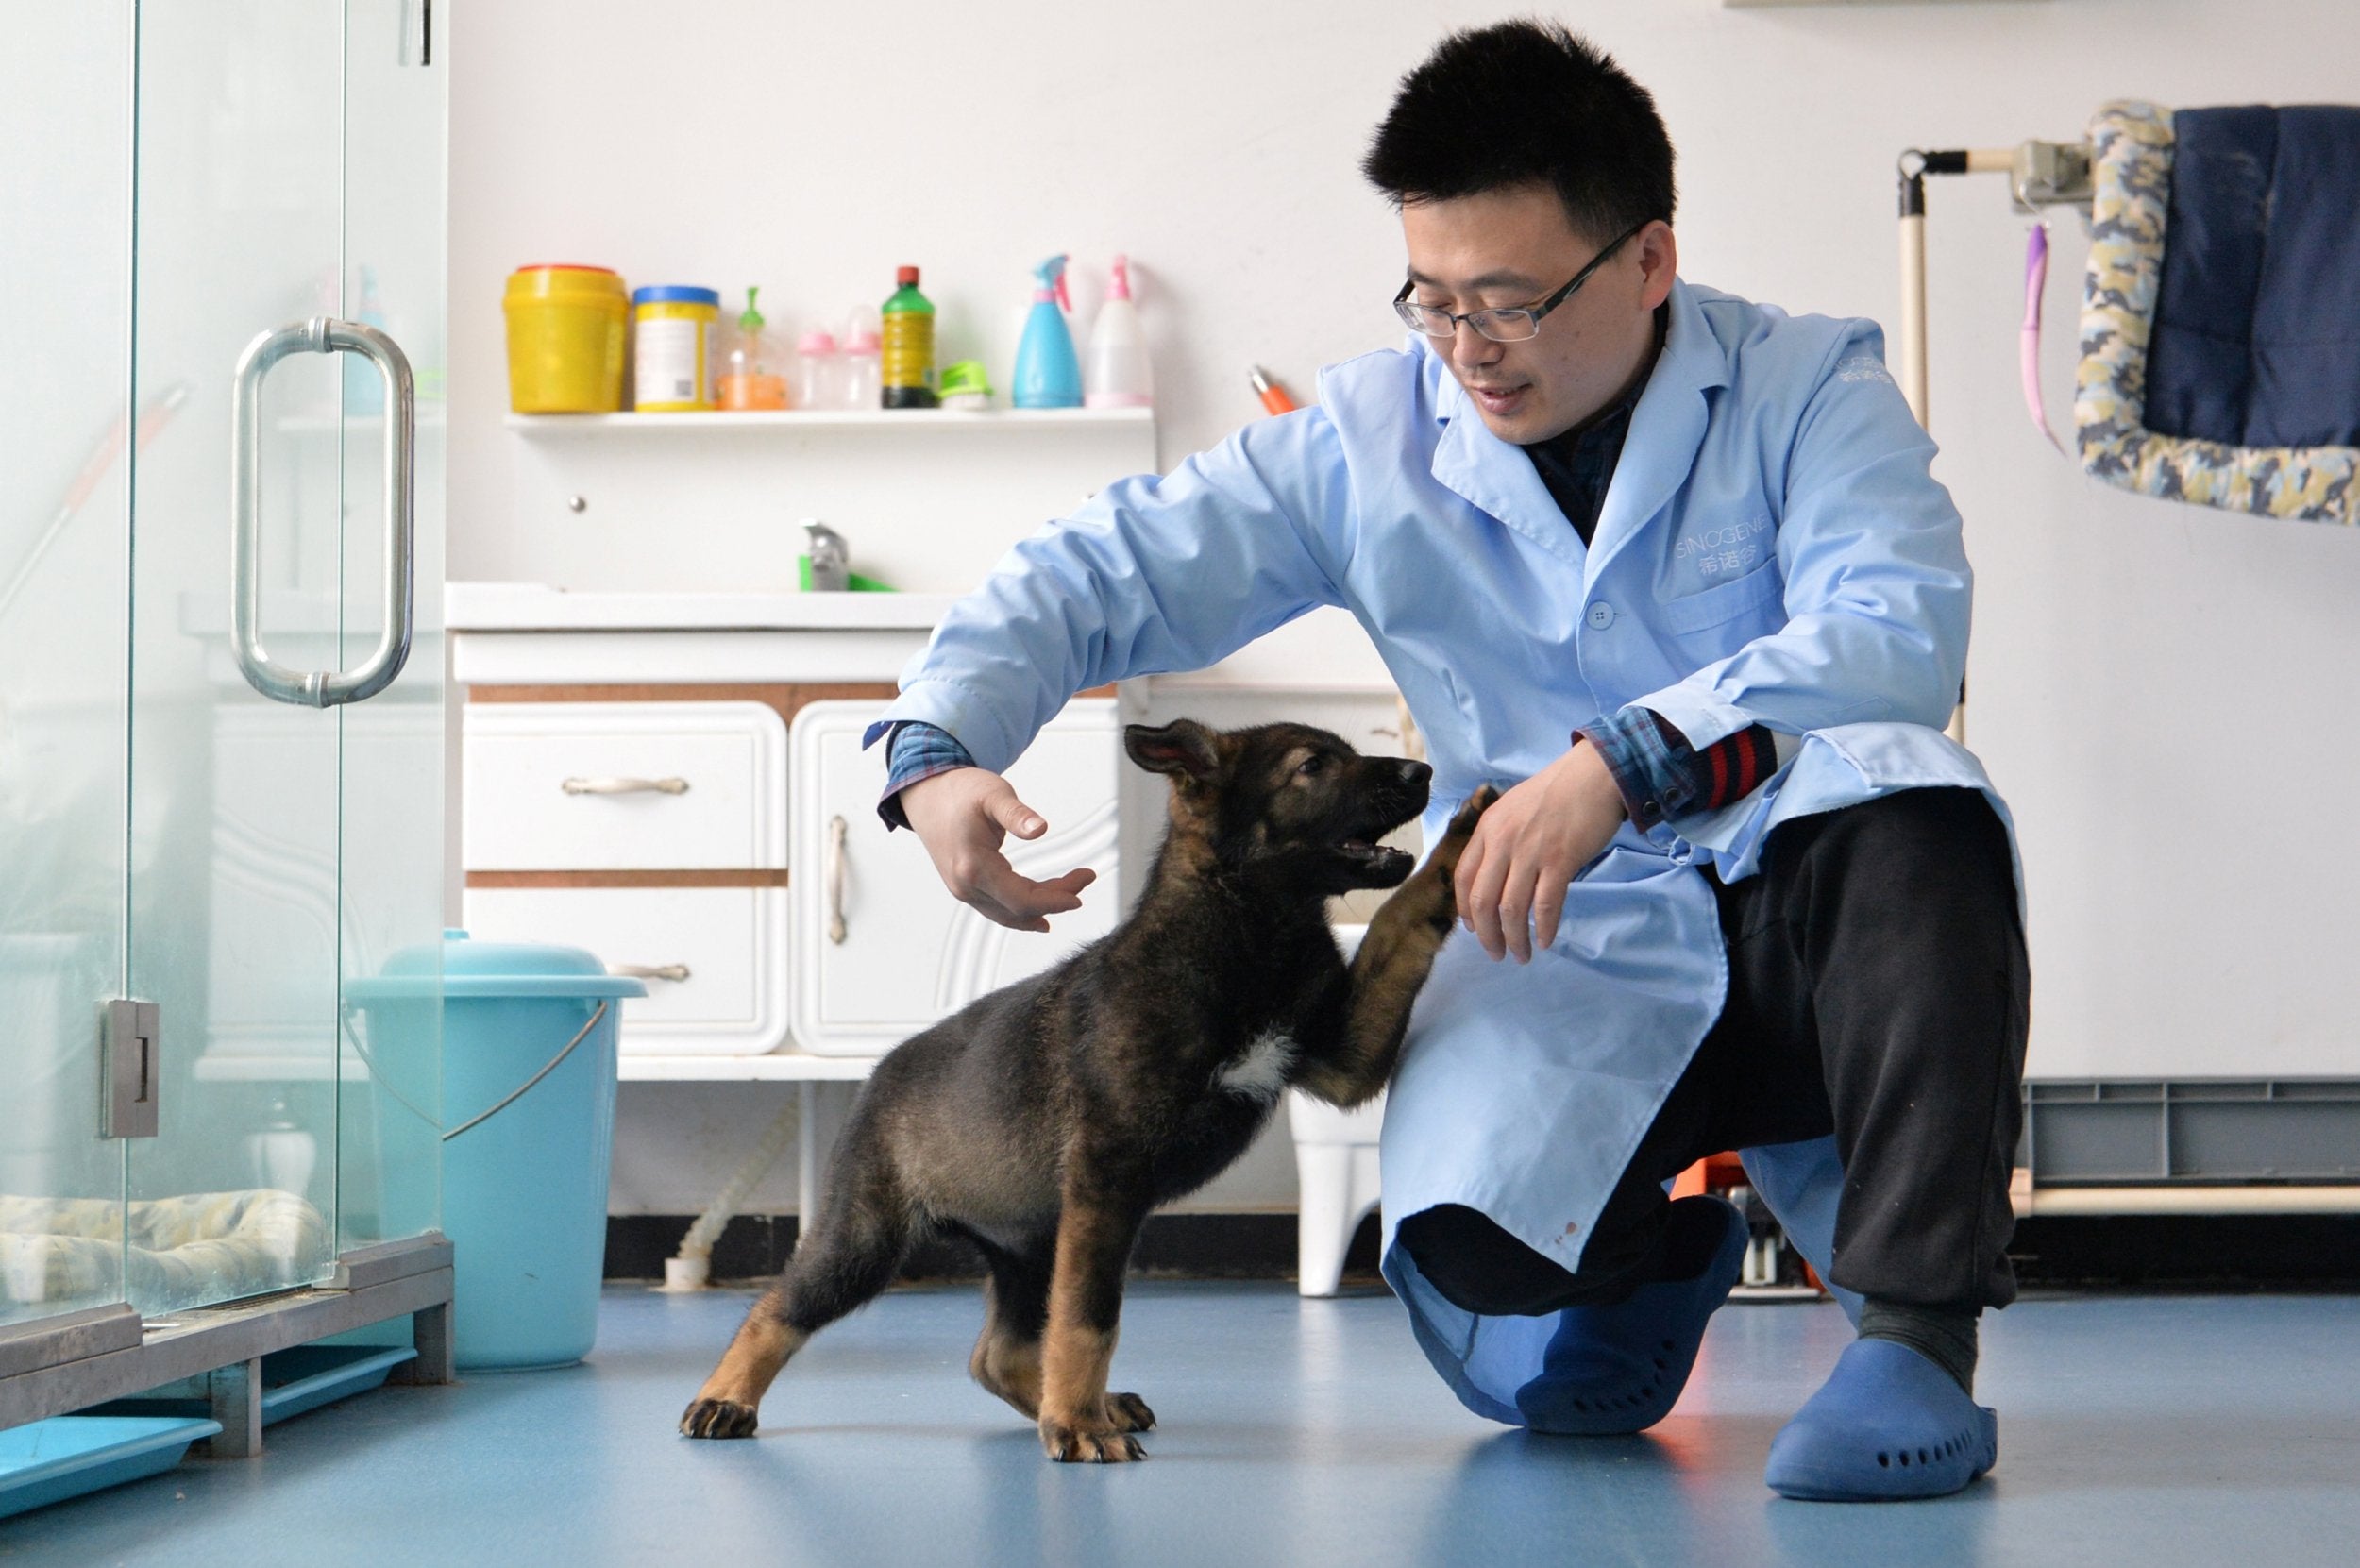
[1403,785,1500,933]
[680,1397,761,1440]
[1438,784,1500,857]
[1040,1416,1145,1463]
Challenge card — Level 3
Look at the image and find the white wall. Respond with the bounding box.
[451,0,2360,1218]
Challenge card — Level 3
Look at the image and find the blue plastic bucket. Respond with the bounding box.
[349,931,644,1371]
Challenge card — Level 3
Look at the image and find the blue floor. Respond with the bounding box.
[7,1283,2358,1566]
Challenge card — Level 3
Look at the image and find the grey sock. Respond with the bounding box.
[1858,1299,1979,1395]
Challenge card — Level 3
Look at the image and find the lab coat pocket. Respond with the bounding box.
[1657,561,1785,635]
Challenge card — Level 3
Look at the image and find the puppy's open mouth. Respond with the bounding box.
[1335,836,1415,881]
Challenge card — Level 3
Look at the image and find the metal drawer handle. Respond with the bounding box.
[827,815,849,945]
[610,963,690,983]
[230,316,415,708]
[562,776,689,796]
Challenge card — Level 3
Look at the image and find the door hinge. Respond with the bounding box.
[100,999,161,1139]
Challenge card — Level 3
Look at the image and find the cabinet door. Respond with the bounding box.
[790,700,1121,1056]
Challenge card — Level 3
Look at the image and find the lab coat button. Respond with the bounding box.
[1586,601,1615,630]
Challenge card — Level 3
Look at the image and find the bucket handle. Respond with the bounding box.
[338,999,610,1142]
[441,1001,610,1142]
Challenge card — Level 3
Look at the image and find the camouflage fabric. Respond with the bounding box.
[2076,100,2359,524]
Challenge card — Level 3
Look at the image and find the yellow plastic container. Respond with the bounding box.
[630,286,720,412]
[503,265,628,413]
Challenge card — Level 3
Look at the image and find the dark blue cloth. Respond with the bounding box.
[2145,104,2360,451]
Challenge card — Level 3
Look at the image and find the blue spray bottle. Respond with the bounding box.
[1012,254,1083,409]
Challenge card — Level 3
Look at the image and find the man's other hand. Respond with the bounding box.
[1454,743,1627,963]
[899,767,1097,933]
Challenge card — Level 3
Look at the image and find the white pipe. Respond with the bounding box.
[1897,211,1930,429]
[1898,205,1962,740]
[660,1087,802,1291]
[2020,1186,2360,1217]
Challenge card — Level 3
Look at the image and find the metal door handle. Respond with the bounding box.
[610,963,690,983]
[230,316,416,708]
[562,776,689,796]
[826,815,849,944]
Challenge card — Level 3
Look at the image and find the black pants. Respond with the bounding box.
[1396,787,2030,1316]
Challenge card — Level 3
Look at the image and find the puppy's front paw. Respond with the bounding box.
[1436,784,1500,865]
[680,1397,761,1439]
[1105,1391,1156,1433]
[1040,1415,1145,1463]
[1407,785,1500,932]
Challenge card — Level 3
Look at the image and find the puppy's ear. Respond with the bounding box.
[1124,719,1220,783]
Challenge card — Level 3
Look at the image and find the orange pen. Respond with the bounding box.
[1248,363,1298,415]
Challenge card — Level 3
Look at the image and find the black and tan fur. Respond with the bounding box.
[680,719,1495,1461]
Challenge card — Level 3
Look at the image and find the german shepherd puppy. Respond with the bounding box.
[680,719,1495,1461]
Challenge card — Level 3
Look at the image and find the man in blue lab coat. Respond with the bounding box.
[867,21,2027,1502]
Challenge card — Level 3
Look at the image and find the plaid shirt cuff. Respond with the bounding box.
[878,720,978,831]
[1576,708,1780,832]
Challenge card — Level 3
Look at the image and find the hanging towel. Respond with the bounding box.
[2078,101,2360,524]
[2146,106,2360,450]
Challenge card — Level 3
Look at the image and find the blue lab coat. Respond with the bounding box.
[869,278,2018,1417]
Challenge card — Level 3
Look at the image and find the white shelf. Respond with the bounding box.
[447,581,956,632]
[505,407,1153,435]
[619,1053,879,1082]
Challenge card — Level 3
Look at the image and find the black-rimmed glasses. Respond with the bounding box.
[1393,221,1649,343]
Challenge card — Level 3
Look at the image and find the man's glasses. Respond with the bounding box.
[1393,221,1649,344]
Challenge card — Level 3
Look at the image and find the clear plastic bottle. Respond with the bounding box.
[716,286,787,410]
[793,329,840,412]
[1085,255,1153,408]
[839,310,883,410]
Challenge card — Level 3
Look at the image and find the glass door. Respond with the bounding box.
[0,2,137,1331]
[121,0,445,1315]
[0,0,441,1344]
[336,0,449,1256]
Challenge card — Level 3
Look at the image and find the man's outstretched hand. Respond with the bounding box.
[899,767,1097,933]
[1453,742,1627,963]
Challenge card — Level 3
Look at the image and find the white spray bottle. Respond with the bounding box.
[1084,255,1153,409]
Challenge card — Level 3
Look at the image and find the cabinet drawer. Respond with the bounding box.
[464,701,786,870]
[462,885,789,1055]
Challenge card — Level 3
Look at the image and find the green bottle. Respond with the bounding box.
[881,265,937,409]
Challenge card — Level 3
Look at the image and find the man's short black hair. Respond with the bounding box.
[1362,19,1677,243]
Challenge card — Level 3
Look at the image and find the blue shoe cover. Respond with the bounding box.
[1512,1195,1746,1436]
[1764,1338,1998,1501]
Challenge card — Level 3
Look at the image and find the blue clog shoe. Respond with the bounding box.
[1512,1194,1747,1436]
[1764,1337,1998,1501]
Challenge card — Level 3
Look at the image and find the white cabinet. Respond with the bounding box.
[448,595,1140,1080]
[789,699,1121,1056]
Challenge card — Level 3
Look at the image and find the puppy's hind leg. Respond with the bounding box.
[968,1239,1050,1422]
[680,1151,916,1439]
[969,1234,1157,1436]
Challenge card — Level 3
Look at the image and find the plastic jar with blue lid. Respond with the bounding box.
[631,285,720,412]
